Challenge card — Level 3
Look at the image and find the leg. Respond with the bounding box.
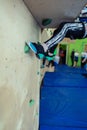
[27,22,84,59]
[47,60,54,67]
[47,60,51,67]
[40,58,46,68]
[45,22,84,49]
[71,57,74,66]
[51,60,55,67]
[43,58,46,65]
[73,61,76,67]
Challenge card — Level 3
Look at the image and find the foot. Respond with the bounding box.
[28,42,45,59]
[46,56,54,61]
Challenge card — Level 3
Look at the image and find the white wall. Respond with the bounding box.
[0,0,41,130]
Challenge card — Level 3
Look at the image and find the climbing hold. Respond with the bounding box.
[50,30,53,35]
[37,72,40,75]
[36,112,39,116]
[41,74,43,77]
[29,99,35,107]
[24,42,30,53]
[42,18,52,26]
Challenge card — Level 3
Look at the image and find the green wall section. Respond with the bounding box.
[67,39,87,66]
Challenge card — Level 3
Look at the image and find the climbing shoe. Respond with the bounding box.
[28,42,45,59]
[36,53,45,59]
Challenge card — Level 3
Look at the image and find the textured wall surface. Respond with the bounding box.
[0,0,41,130]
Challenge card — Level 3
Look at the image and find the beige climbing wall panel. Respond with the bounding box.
[0,0,41,130]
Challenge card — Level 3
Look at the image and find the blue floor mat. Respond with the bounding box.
[43,71,87,88]
[40,87,87,127]
[55,65,86,74]
[39,65,87,130]
[40,125,87,130]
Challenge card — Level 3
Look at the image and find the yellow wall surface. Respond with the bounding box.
[0,0,41,130]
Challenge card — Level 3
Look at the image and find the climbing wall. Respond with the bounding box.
[0,0,41,130]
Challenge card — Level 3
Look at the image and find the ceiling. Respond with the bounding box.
[24,0,87,28]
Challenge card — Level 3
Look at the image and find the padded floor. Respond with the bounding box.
[39,65,87,130]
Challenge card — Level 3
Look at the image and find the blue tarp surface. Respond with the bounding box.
[39,65,87,130]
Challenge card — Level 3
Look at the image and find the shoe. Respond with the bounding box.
[28,42,45,59]
[36,53,45,59]
[28,42,44,53]
[46,56,54,61]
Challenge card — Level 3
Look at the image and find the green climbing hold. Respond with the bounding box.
[41,74,43,77]
[42,18,52,26]
[36,112,39,116]
[37,72,40,75]
[24,42,30,53]
[29,99,35,107]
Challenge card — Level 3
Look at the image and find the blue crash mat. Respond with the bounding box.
[43,72,87,88]
[40,65,87,130]
[40,125,87,130]
[40,87,87,128]
[55,65,86,74]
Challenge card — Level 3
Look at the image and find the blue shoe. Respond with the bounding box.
[28,42,45,54]
[28,42,45,59]
[28,42,37,53]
